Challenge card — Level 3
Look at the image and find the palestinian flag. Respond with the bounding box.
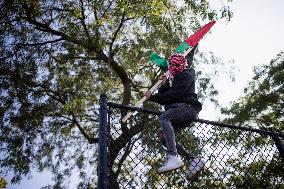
[150,20,216,70]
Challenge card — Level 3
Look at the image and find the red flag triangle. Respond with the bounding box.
[185,20,216,47]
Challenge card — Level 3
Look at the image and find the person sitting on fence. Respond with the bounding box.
[144,47,205,179]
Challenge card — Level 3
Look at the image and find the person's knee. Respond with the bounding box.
[159,113,170,123]
[187,107,199,121]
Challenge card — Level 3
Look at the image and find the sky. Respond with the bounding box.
[199,0,284,120]
[6,0,284,188]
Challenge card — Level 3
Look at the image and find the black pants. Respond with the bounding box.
[159,103,199,155]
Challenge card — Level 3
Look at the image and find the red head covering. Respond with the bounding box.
[168,54,188,77]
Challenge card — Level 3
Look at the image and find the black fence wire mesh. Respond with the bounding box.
[98,97,284,189]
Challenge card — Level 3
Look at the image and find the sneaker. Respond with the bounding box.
[186,157,205,181]
[158,155,184,174]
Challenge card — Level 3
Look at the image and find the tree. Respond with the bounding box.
[0,0,233,188]
[221,51,284,131]
[0,177,7,188]
[220,51,284,187]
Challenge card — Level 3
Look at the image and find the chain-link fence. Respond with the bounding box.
[97,95,284,189]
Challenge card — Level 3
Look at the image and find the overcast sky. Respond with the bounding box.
[8,0,284,188]
[199,0,284,120]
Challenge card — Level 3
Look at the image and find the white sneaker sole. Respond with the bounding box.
[158,162,184,174]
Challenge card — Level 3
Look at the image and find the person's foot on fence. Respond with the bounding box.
[158,154,184,174]
[186,157,205,181]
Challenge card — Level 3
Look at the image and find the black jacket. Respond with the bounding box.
[149,68,202,112]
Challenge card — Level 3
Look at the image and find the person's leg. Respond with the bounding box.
[172,106,204,181]
[159,104,198,155]
[158,104,205,176]
[157,103,198,173]
[173,105,199,133]
[159,131,194,161]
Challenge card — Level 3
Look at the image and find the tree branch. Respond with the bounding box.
[109,114,149,166]
[109,12,134,57]
[115,138,138,176]
[101,0,114,19]
[23,3,131,105]
[109,11,126,55]
[79,0,90,39]
[16,38,63,47]
[23,3,83,46]
[71,112,98,144]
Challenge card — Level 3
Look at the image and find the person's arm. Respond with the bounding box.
[144,74,168,103]
[158,80,170,93]
[149,71,194,105]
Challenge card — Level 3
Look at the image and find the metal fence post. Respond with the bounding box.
[98,93,108,189]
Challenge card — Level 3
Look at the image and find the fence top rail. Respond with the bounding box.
[107,102,284,138]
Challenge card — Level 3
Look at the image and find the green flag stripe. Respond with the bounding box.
[150,52,168,70]
[175,42,191,53]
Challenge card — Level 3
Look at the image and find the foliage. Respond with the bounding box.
[220,51,284,186]
[108,106,283,188]
[0,0,233,188]
[221,51,284,131]
[0,177,7,188]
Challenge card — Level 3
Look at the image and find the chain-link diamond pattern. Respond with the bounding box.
[105,106,284,189]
